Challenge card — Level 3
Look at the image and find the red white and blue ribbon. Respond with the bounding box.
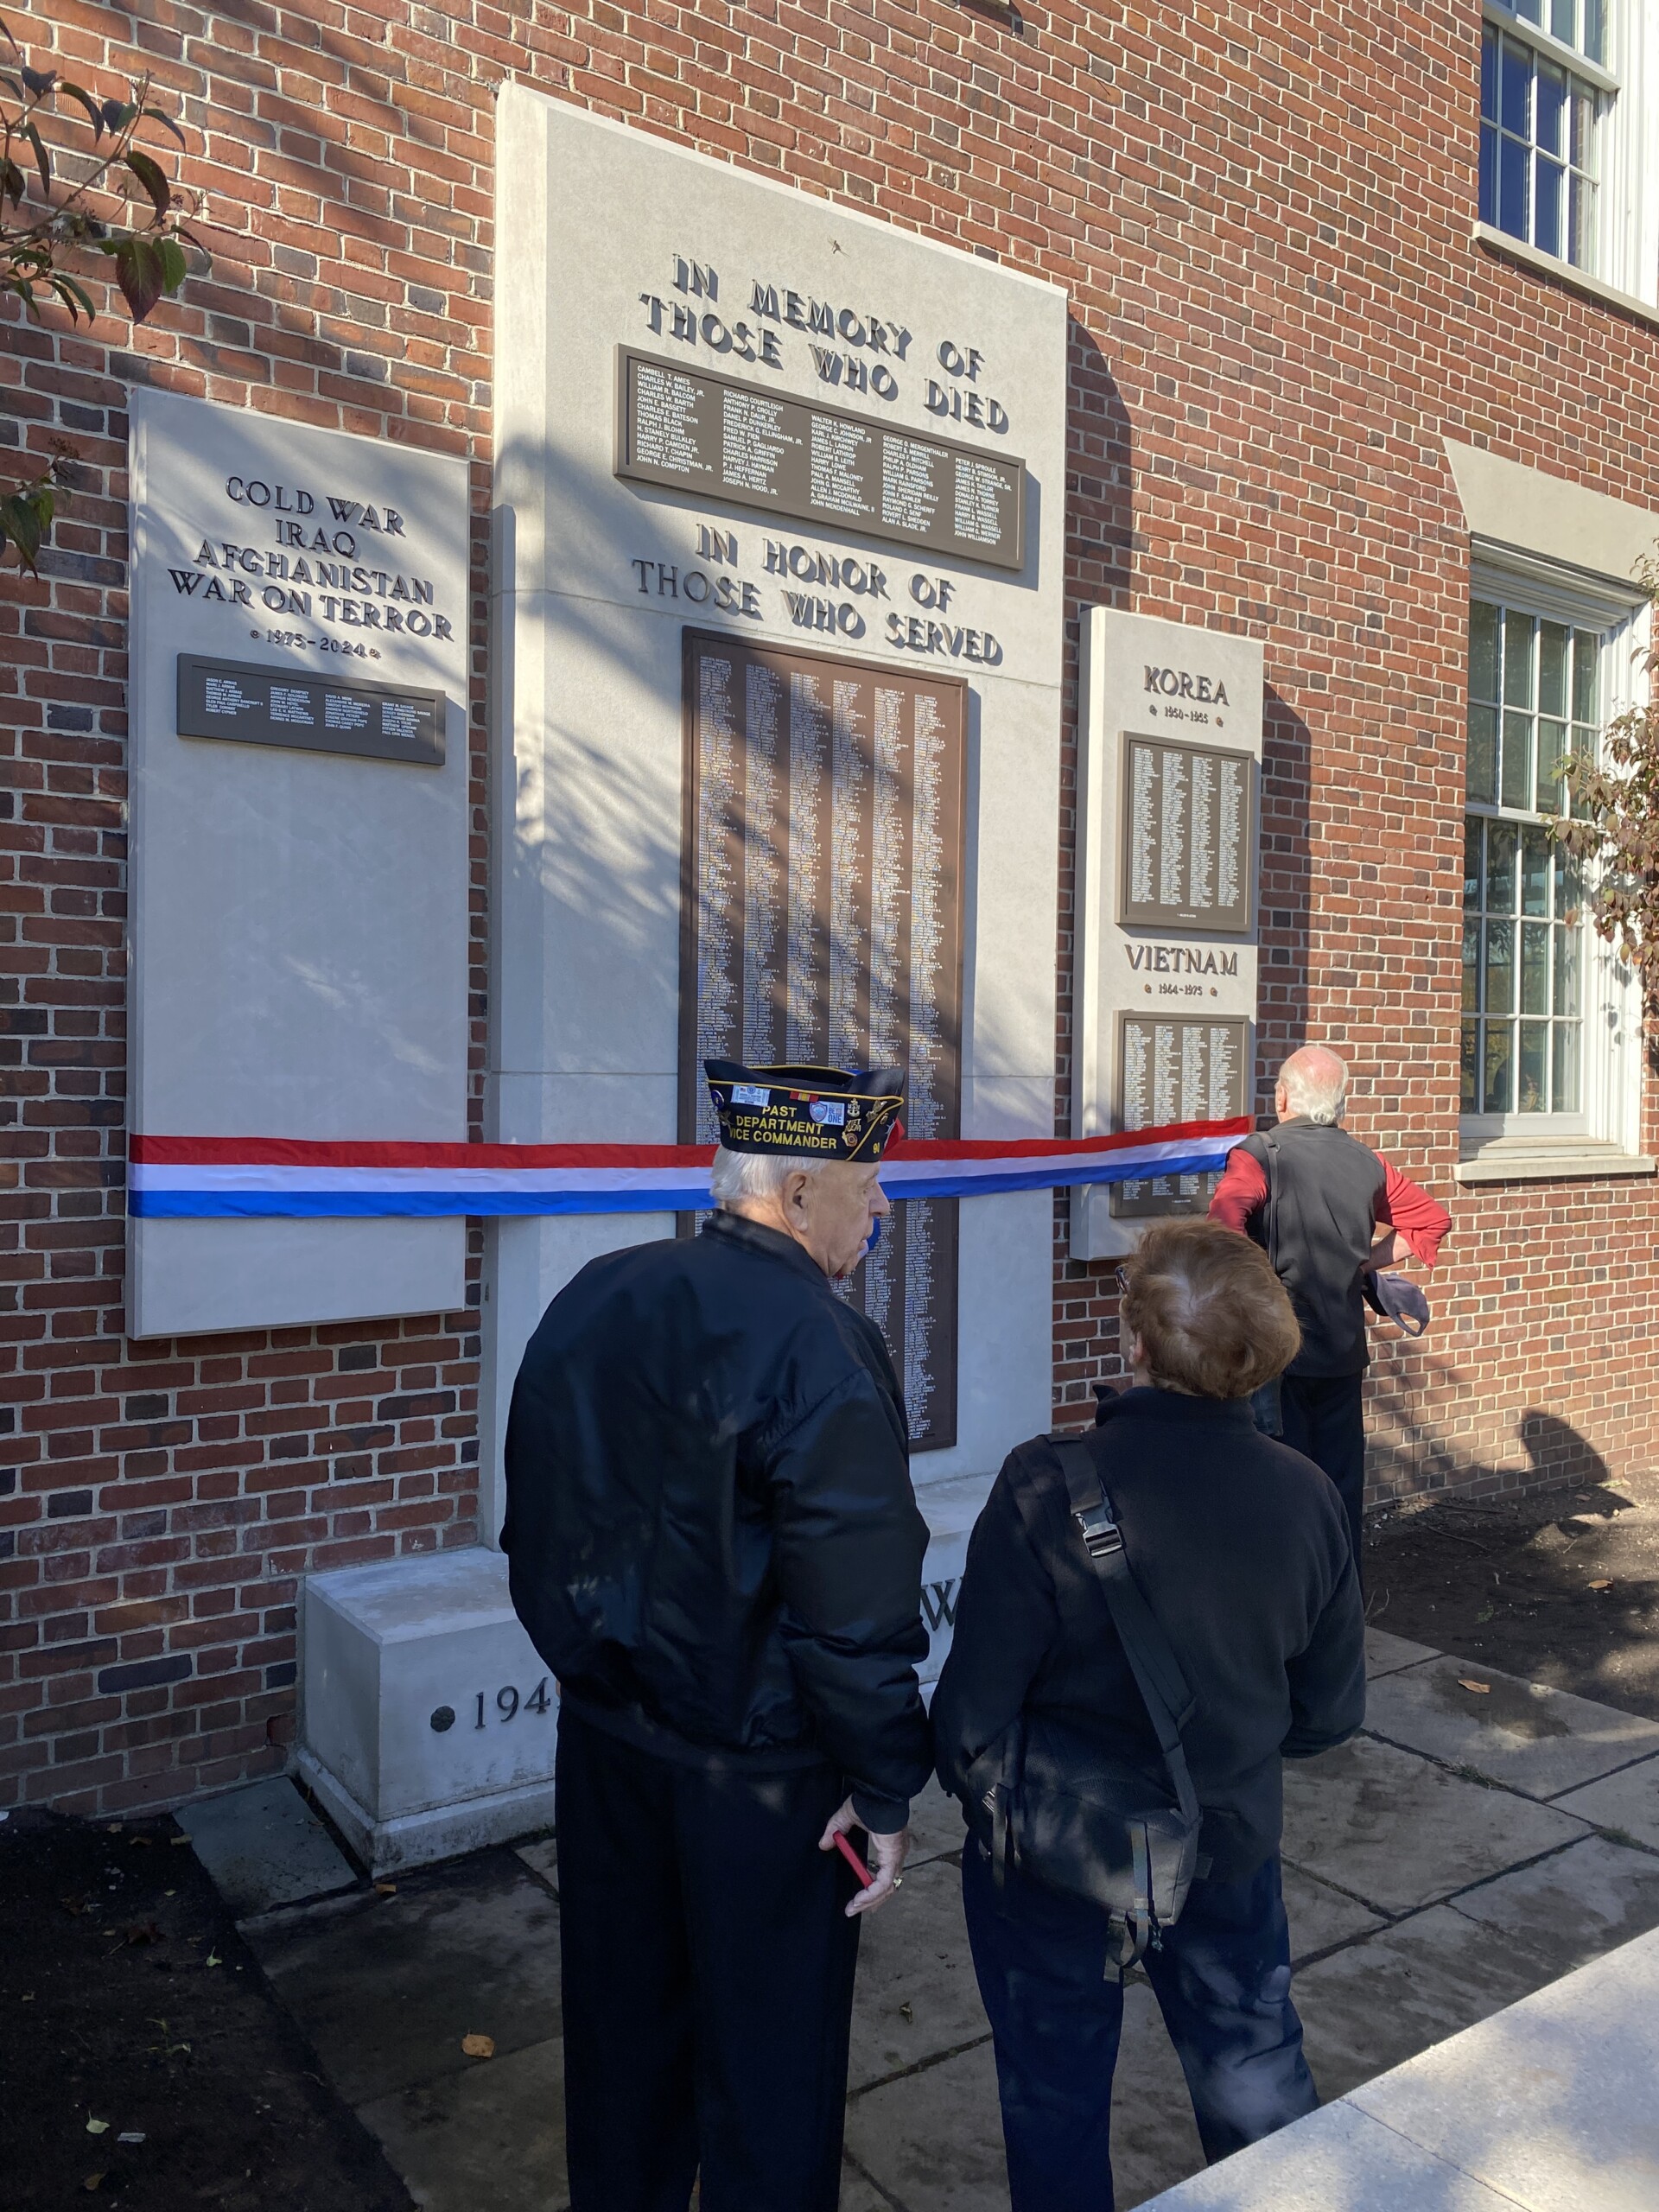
[127,1118,1251,1219]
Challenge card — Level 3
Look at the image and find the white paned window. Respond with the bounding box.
[1463,604,1592,1114]
[1461,561,1647,1161]
[1481,19,1604,269]
[1478,0,1659,305]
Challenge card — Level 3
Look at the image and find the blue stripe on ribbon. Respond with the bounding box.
[129,1148,1236,1220]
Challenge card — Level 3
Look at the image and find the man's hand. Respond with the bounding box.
[818,1796,910,1918]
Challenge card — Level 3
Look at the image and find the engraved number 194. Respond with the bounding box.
[474,1679,553,1728]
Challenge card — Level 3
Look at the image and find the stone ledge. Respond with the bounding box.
[1142,1923,1659,2208]
[1472,223,1659,332]
[1454,1145,1656,1185]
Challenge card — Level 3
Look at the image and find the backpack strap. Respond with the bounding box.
[1049,1434,1202,1834]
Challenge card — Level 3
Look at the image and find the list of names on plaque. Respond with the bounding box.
[620,349,1027,574]
[1111,1015,1249,1219]
[681,631,966,1447]
[1120,734,1254,932]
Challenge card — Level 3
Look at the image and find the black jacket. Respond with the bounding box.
[932,1389,1366,1880]
[501,1210,932,1831]
[1241,1120,1388,1376]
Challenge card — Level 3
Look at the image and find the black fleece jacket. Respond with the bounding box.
[502,1211,932,1832]
[932,1388,1366,1879]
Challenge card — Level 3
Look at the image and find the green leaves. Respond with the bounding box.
[1551,549,1659,1016]
[1,22,205,338]
[0,22,205,574]
[1,472,57,574]
[121,146,168,219]
[104,232,168,319]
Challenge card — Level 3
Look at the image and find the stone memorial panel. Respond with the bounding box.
[127,386,470,1337]
[679,629,965,1447]
[1071,615,1266,1258]
[616,347,1027,571]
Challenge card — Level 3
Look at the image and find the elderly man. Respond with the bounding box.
[502,1058,931,2212]
[1209,1046,1450,1563]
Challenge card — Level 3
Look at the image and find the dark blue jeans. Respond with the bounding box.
[962,1838,1318,2212]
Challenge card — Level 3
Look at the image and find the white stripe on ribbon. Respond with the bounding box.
[127,1126,1247,1219]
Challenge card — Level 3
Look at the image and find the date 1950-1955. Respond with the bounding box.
[428,1681,554,1732]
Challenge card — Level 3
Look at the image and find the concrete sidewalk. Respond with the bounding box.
[1141,1923,1659,2209]
[197,1626,1659,2210]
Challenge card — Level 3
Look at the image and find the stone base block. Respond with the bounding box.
[300,1548,562,1876]
[297,1747,557,1878]
[297,1476,995,1874]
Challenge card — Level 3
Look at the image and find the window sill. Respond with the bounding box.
[1472,226,1659,333]
[1455,1139,1656,1185]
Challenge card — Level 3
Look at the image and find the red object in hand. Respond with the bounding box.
[833,1829,874,1888]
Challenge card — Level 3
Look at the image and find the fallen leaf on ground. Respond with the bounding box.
[86,2120,110,2136]
[169,1835,190,1847]
[461,2034,495,2059]
[1457,1679,1491,1694]
[373,1881,397,1897]
[83,2174,105,2192]
[129,1837,154,1849]
[899,2001,914,2024]
[205,1951,221,1968]
[1589,1578,1613,1591]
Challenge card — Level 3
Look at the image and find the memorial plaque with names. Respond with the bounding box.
[618,347,1027,574]
[176,655,447,768]
[1111,1015,1249,1219]
[678,630,966,1448]
[1119,734,1254,932]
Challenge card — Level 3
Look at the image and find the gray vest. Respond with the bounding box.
[1241,1120,1386,1377]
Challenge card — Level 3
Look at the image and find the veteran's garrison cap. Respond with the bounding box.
[704,1059,904,1164]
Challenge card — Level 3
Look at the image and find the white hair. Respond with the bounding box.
[709,1146,831,1208]
[1278,1048,1348,1126]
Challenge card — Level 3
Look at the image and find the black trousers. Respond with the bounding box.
[555,1707,861,2212]
[1279,1370,1366,1567]
[963,1840,1317,2212]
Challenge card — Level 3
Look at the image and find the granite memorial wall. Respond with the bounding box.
[1071,610,1266,1258]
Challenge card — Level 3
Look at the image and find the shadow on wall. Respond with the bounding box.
[1052,315,1132,1396]
[1254,686,1313,1116]
[1365,1343,1614,1502]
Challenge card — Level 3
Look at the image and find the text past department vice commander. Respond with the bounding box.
[502,1058,931,2212]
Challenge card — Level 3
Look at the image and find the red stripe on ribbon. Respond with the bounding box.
[129,1117,1252,1168]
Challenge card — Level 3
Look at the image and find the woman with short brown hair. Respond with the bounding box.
[933,1218,1365,2212]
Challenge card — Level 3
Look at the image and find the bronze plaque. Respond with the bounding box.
[679,630,966,1449]
[619,348,1026,573]
[1119,734,1254,932]
[1110,1014,1249,1220]
[176,655,445,767]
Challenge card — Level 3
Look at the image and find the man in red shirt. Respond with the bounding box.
[1208,1046,1450,1563]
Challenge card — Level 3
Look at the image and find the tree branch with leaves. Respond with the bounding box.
[1553,551,1659,1021]
[1,10,207,571]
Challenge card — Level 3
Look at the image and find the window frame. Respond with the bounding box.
[1461,550,1647,1163]
[1479,0,1659,308]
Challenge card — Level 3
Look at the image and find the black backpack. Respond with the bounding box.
[963,1433,1203,1967]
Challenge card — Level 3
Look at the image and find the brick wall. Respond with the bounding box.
[4,0,1656,1811]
